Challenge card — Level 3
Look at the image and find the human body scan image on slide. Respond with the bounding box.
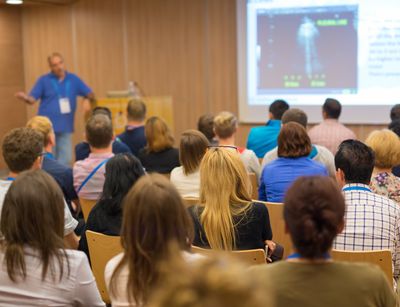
[237,0,400,124]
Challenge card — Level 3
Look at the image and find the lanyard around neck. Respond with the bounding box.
[287,252,331,260]
[342,186,371,192]
[51,78,70,98]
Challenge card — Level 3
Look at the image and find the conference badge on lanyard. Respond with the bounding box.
[52,79,71,114]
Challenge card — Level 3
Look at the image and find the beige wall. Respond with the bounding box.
[0,0,390,170]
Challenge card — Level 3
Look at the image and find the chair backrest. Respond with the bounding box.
[183,197,200,208]
[160,173,171,179]
[331,249,393,287]
[79,198,97,222]
[248,172,258,200]
[86,231,123,304]
[256,201,293,259]
[191,246,266,265]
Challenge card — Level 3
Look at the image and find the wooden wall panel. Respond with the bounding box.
[0,7,26,169]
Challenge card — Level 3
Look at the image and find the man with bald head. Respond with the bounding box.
[16,52,94,166]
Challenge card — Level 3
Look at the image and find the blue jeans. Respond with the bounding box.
[55,132,72,166]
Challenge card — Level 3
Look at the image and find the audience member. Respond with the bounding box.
[251,176,396,307]
[198,114,218,145]
[390,104,400,121]
[247,99,289,158]
[138,116,180,173]
[27,116,78,213]
[75,107,131,161]
[170,130,209,198]
[308,98,356,154]
[78,153,145,258]
[333,140,400,285]
[1,127,78,248]
[188,148,274,253]
[105,174,198,306]
[365,129,400,203]
[150,255,268,307]
[388,120,400,177]
[259,122,328,202]
[73,114,114,200]
[0,170,105,306]
[117,99,147,156]
[214,111,261,180]
[262,108,335,177]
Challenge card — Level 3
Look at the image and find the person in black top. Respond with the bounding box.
[138,116,180,174]
[116,99,147,156]
[78,153,145,259]
[188,147,274,253]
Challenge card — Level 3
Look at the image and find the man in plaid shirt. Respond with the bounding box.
[333,140,400,286]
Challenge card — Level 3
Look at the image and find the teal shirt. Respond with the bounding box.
[246,120,281,158]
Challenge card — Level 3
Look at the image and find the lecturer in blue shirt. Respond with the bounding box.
[247,99,289,158]
[15,52,94,166]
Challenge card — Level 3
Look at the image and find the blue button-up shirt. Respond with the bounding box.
[30,71,92,133]
[247,120,282,158]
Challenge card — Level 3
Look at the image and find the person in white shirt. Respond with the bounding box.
[1,127,78,249]
[213,111,261,180]
[0,169,104,306]
[170,130,209,198]
[262,108,336,178]
[105,174,198,307]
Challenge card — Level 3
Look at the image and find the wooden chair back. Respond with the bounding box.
[79,198,97,222]
[183,197,200,208]
[248,172,258,200]
[191,246,266,265]
[86,231,123,304]
[331,249,393,287]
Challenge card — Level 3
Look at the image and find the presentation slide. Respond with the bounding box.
[237,0,400,123]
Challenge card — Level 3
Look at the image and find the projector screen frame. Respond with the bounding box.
[236,0,395,125]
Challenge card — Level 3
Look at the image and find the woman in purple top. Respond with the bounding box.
[259,122,328,203]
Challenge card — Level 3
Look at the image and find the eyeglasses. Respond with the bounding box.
[207,145,238,152]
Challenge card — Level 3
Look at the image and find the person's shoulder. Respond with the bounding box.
[248,202,269,216]
[331,261,390,285]
[170,166,184,177]
[308,123,323,133]
[112,140,131,153]
[314,144,333,157]
[105,252,124,281]
[0,180,12,193]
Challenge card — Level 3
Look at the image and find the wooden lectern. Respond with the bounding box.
[96,96,174,135]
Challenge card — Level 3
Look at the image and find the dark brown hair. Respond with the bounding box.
[145,117,174,152]
[1,170,69,282]
[277,122,311,158]
[197,114,215,142]
[179,130,209,175]
[127,99,146,121]
[86,114,113,148]
[109,174,194,304]
[284,176,345,258]
[2,127,43,173]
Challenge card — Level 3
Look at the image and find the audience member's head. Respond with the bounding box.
[179,130,209,176]
[92,106,112,119]
[26,116,55,150]
[2,127,43,173]
[110,174,193,305]
[213,112,238,139]
[322,98,341,119]
[150,255,267,307]
[47,52,65,77]
[145,116,174,152]
[277,122,311,158]
[388,119,400,137]
[199,148,252,250]
[99,153,145,215]
[284,176,345,259]
[390,104,400,121]
[281,108,308,128]
[127,99,146,123]
[1,170,67,281]
[197,114,215,142]
[85,114,113,149]
[269,99,289,120]
[365,129,400,170]
[335,140,375,186]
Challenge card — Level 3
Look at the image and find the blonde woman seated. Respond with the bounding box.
[214,111,261,180]
[170,130,209,198]
[250,176,396,307]
[105,174,199,307]
[188,148,274,253]
[138,116,180,174]
[365,129,400,203]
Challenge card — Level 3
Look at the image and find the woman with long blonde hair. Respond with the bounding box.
[189,148,273,251]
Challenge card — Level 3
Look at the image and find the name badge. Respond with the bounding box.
[59,98,71,114]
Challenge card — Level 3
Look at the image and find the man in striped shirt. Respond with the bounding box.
[333,140,400,286]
